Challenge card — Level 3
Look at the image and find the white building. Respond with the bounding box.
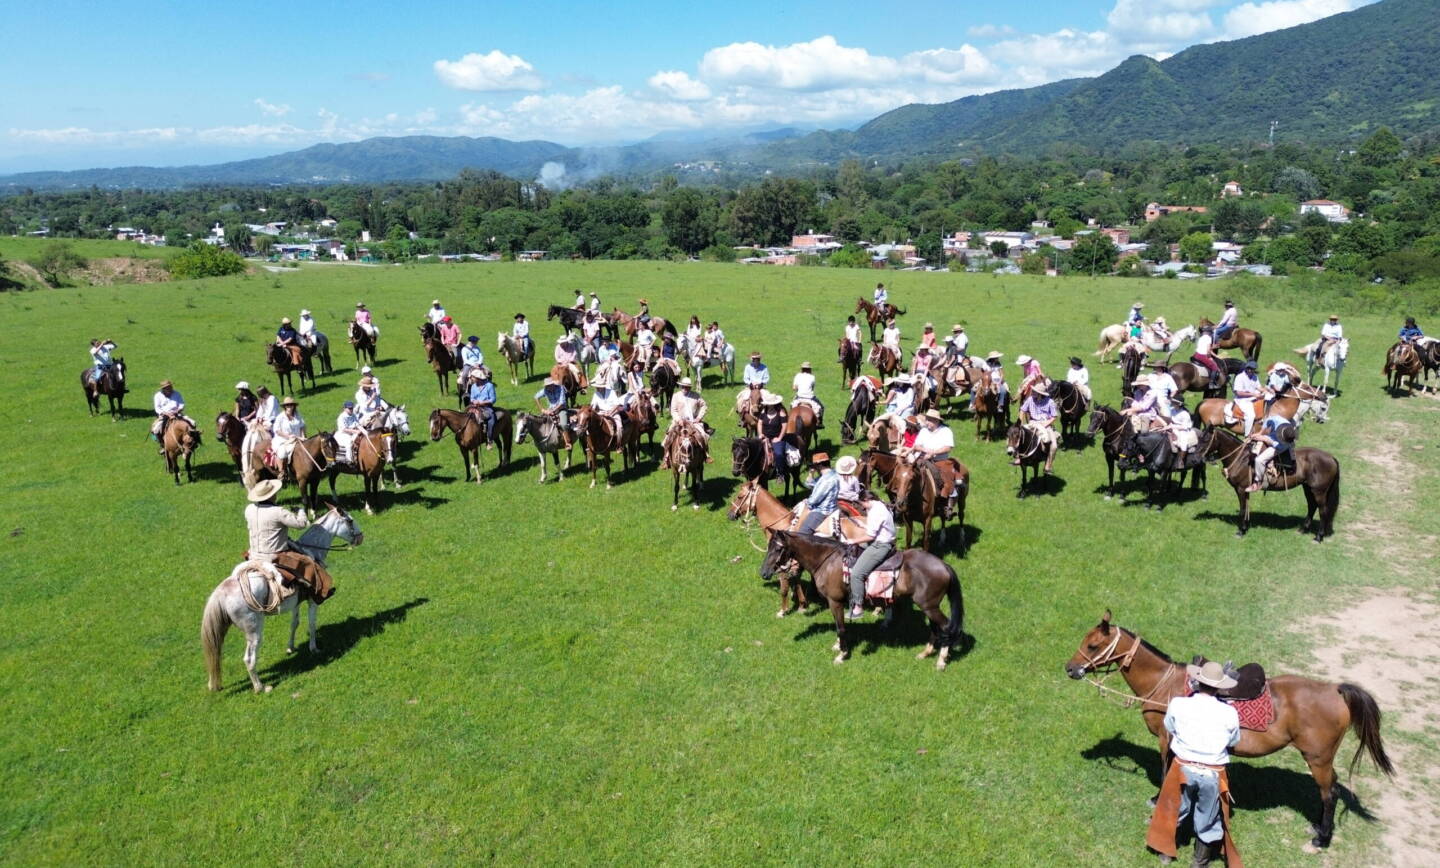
[1300,200,1350,223]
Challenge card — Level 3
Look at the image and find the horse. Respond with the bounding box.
[625,390,658,458]
[970,375,1007,441]
[1293,338,1348,395]
[1154,360,1225,399]
[1119,345,1145,398]
[200,505,363,693]
[515,411,573,483]
[1194,389,1328,432]
[1004,424,1048,498]
[550,362,589,397]
[1198,426,1340,541]
[649,363,677,414]
[574,405,632,489]
[160,418,201,485]
[783,403,820,464]
[1383,341,1425,394]
[1050,380,1089,446]
[1095,324,1129,363]
[546,304,587,336]
[758,531,963,667]
[327,428,394,514]
[348,320,377,367]
[1212,325,1263,361]
[81,358,127,419]
[855,298,905,341]
[731,436,801,497]
[1065,611,1393,851]
[868,342,901,378]
[215,411,247,477]
[1143,324,1196,354]
[418,324,457,395]
[497,333,535,386]
[837,339,862,386]
[306,330,334,375]
[856,448,901,494]
[1087,404,1137,501]
[267,342,313,396]
[610,308,678,341]
[840,380,878,444]
[891,457,968,553]
[238,428,336,514]
[684,339,736,388]
[429,407,512,483]
[665,423,708,510]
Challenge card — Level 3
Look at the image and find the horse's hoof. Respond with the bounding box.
[671,504,678,511]
[935,658,948,671]
[589,481,596,489]
[833,653,846,665]
[1302,841,1325,854]
[285,646,296,654]
[831,640,842,652]
[606,484,613,490]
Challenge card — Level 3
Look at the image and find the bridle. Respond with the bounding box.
[1075,627,1177,711]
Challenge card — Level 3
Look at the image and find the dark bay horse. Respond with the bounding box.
[840,381,877,444]
[546,304,586,335]
[1199,426,1340,541]
[1119,345,1145,398]
[160,418,201,485]
[81,359,127,419]
[891,458,968,553]
[349,321,377,368]
[759,531,963,667]
[429,407,512,483]
[837,339,862,386]
[726,481,866,617]
[574,405,632,489]
[784,403,819,463]
[419,324,457,395]
[1051,380,1089,446]
[267,342,313,396]
[666,423,707,510]
[854,298,906,341]
[215,411,246,477]
[327,428,394,513]
[731,436,801,496]
[1383,341,1424,394]
[868,343,901,378]
[1004,424,1047,498]
[1087,404,1134,500]
[1066,612,1392,851]
[649,364,677,417]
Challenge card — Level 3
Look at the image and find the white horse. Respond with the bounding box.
[1296,339,1347,394]
[1143,324,1196,354]
[681,335,736,389]
[201,506,363,693]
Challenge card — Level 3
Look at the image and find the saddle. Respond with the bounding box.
[1190,657,1273,730]
[841,544,903,602]
[1224,397,1264,424]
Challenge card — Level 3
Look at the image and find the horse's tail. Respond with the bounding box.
[943,560,965,645]
[201,585,232,691]
[1326,462,1341,520]
[1337,682,1394,777]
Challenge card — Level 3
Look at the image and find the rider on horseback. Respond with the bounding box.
[1247,412,1297,493]
[1264,362,1297,409]
[740,352,770,414]
[873,373,916,439]
[1015,354,1046,401]
[461,335,485,382]
[1066,357,1091,401]
[882,318,902,359]
[1398,316,1424,344]
[276,317,304,366]
[512,313,533,357]
[791,362,824,429]
[637,298,652,328]
[843,316,862,359]
[297,309,318,348]
[797,453,839,535]
[534,377,574,447]
[466,368,498,444]
[661,377,710,469]
[759,393,789,472]
[946,324,968,359]
[427,299,446,325]
[354,303,377,339]
[271,397,306,472]
[356,377,385,427]
[634,321,656,369]
[589,384,624,440]
[985,352,1008,413]
[907,409,962,512]
[244,478,334,599]
[437,316,462,365]
[621,361,647,409]
[151,380,196,446]
[1018,383,1059,474]
[255,384,279,431]
[234,381,258,423]
[873,282,889,319]
[1215,299,1238,340]
[1126,301,1145,327]
[1228,361,1262,435]
[582,308,603,354]
[88,338,117,383]
[848,487,896,621]
[1151,316,1171,345]
[554,334,582,385]
[1192,325,1224,390]
[335,400,363,464]
[1317,315,1343,361]
[1165,397,1198,457]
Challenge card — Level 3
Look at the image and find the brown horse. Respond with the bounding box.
[891,458,968,553]
[267,342,313,396]
[758,530,963,667]
[237,429,335,514]
[550,363,589,397]
[1383,341,1424,393]
[784,403,819,462]
[574,405,632,489]
[868,342,901,378]
[665,423,707,510]
[327,429,393,514]
[970,374,1008,441]
[1119,345,1145,398]
[81,358,127,419]
[854,298,906,341]
[1194,390,1333,433]
[1210,325,1263,361]
[160,418,201,485]
[1065,612,1393,851]
[610,308,677,341]
[837,339,862,386]
[419,323,457,395]
[429,407,512,483]
[214,411,246,476]
[1198,426,1340,541]
[856,448,900,493]
[625,393,658,458]
[349,320,377,368]
[1155,360,1223,398]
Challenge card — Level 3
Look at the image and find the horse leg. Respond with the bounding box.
[1299,749,1342,851]
[830,599,849,664]
[185,450,194,483]
[287,605,301,654]
[672,469,680,511]
[1236,488,1250,538]
[243,618,269,693]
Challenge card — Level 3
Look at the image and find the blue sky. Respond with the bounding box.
[0,0,1375,171]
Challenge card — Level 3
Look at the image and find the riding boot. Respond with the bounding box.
[1190,839,1217,867]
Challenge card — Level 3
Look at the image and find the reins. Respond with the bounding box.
[1078,630,1178,711]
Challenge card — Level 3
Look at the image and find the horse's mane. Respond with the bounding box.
[1114,626,1173,663]
[775,529,847,552]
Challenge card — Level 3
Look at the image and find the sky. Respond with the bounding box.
[0,0,1377,172]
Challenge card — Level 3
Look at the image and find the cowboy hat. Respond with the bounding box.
[235,381,250,390]
[1155,316,1167,324]
[281,396,298,407]
[359,376,376,386]
[800,361,811,369]
[637,298,648,304]
[473,368,491,380]
[356,302,366,308]
[300,309,311,316]
[836,455,858,475]
[1031,383,1050,397]
[676,376,692,387]
[432,299,441,305]
[361,366,373,374]
[589,291,598,297]
[1068,357,1083,366]
[924,409,944,422]
[247,478,284,503]
[1015,354,1032,366]
[811,452,831,465]
[943,335,955,343]
[281,316,292,324]
[923,323,934,330]
[749,352,762,360]
[986,351,1002,361]
[160,379,173,389]
[762,393,783,406]
[894,373,913,384]
[1328,314,1340,321]
[1186,660,1238,690]
[1223,300,1234,306]
[556,335,570,343]
[1132,302,1144,308]
[542,377,557,386]
[952,324,965,332]
[514,313,525,320]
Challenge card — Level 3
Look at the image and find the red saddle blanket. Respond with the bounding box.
[1185,682,1275,731]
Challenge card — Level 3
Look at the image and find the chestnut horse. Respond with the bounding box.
[81,358,127,419]
[1212,326,1263,361]
[327,428,394,514]
[1065,612,1392,851]
[665,423,707,510]
[758,531,963,667]
[160,418,201,485]
[419,323,457,395]
[868,342,901,378]
[610,308,677,340]
[574,405,633,489]
[428,407,512,483]
[1198,426,1340,541]
[970,374,1008,441]
[854,298,906,341]
[784,403,819,463]
[1194,389,1330,432]
[837,339,862,386]
[891,458,968,553]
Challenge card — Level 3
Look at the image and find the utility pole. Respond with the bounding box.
[1269,120,1278,148]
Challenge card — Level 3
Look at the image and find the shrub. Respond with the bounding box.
[168,242,247,280]
[828,244,871,269]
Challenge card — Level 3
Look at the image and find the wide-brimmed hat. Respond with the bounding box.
[638,297,648,304]
[1155,316,1167,325]
[247,479,284,502]
[1132,379,1150,390]
[1016,354,1032,366]
[836,456,858,475]
[800,361,811,369]
[1223,300,1234,307]
[749,352,762,360]
[281,316,292,324]
[1132,302,1144,308]
[1328,314,1339,321]
[257,384,271,394]
[1031,383,1050,397]
[923,409,944,422]
[811,452,831,466]
[356,302,366,308]
[235,381,250,390]
[1069,357,1083,366]
[361,366,373,374]
[542,377,557,387]
[589,292,598,297]
[678,376,692,387]
[894,373,913,384]
[359,376,376,387]
[924,323,934,330]
[762,393,782,406]
[300,309,311,316]
[281,396,298,407]
[986,351,1002,361]
[515,313,525,320]
[432,299,441,305]
[952,324,965,332]
[1186,660,1238,690]
[473,368,491,381]
[160,379,173,389]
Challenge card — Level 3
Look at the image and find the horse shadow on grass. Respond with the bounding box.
[1080,733,1377,828]
[1192,509,1308,534]
[193,459,242,485]
[789,597,976,661]
[256,597,430,684]
[298,381,341,397]
[697,475,740,512]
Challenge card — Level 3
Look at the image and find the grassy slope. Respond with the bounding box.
[0,262,1433,865]
[0,237,179,262]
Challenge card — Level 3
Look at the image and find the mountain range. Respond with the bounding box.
[4,0,1437,191]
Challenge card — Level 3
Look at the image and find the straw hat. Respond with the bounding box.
[986,351,1002,361]
[1016,354,1032,366]
[800,361,811,370]
[281,316,292,325]
[836,456,858,475]
[1031,383,1050,397]
[638,298,649,305]
[247,479,284,502]
[473,368,491,381]
[542,377,557,387]
[924,409,944,423]
[1328,314,1339,321]
[160,379,173,389]
[235,381,250,390]
[763,393,783,406]
[356,302,366,308]
[281,396,298,407]
[1132,302,1144,309]
[952,324,965,333]
[678,377,692,387]
[359,376,376,387]
[749,352,762,360]
[300,309,311,316]
[1186,660,1238,690]
[811,452,831,466]
[924,323,934,330]
[432,299,441,305]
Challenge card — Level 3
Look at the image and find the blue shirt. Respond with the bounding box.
[534,385,567,408]
[469,381,496,404]
[598,344,617,363]
[461,345,484,367]
[804,469,840,512]
[743,363,769,386]
[1399,325,1424,340]
[277,325,298,342]
[1261,416,1293,452]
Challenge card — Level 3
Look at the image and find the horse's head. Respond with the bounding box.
[759,531,792,580]
[214,412,231,442]
[319,503,364,548]
[1065,610,1120,679]
[730,438,751,475]
[386,404,410,436]
[726,481,755,521]
[892,459,915,505]
[854,298,866,313]
[428,409,446,441]
[419,323,434,341]
[1004,425,1024,456]
[318,433,338,461]
[113,358,126,382]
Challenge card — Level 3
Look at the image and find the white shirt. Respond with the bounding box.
[952,333,969,354]
[671,392,706,421]
[792,372,817,400]
[882,326,901,347]
[1194,333,1212,355]
[256,394,279,424]
[590,389,621,412]
[1321,322,1343,339]
[1164,693,1240,766]
[1233,372,1260,397]
[636,329,654,347]
[91,342,115,365]
[154,390,184,415]
[886,387,915,416]
[863,499,896,545]
[1169,409,1194,432]
[1149,372,1177,399]
[844,323,862,343]
[1066,367,1090,387]
[512,320,529,338]
[914,424,953,457]
[588,296,601,311]
[336,410,362,430]
[427,306,447,325]
[874,288,888,304]
[1219,308,1238,328]
[273,412,306,439]
[245,502,308,562]
[298,315,316,337]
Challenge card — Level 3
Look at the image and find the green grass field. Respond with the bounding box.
[1,261,1435,865]
[0,236,179,262]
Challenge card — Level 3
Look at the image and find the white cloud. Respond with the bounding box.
[8,126,182,145]
[1107,0,1219,44]
[1221,0,1368,39]
[647,70,711,101]
[433,50,544,91]
[700,36,902,91]
[901,46,998,85]
[988,29,1119,82]
[967,24,1016,39]
[253,98,292,117]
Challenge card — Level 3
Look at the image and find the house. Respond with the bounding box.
[1221,181,1244,198]
[1099,228,1130,245]
[981,231,1032,252]
[789,231,837,248]
[1145,203,1208,222]
[1300,200,1350,223]
[317,218,338,229]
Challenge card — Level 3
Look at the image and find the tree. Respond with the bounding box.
[226,223,253,254]
[386,223,410,243]
[661,188,717,254]
[1052,217,1085,239]
[1179,232,1213,265]
[1068,233,1119,274]
[31,242,88,285]
[1272,166,1322,202]
[1332,222,1392,260]
[1358,127,1403,168]
[1143,239,1171,263]
[1299,225,1332,261]
[1370,250,1440,284]
[827,244,870,268]
[168,242,246,279]
[727,178,816,246]
[253,235,275,257]
[1019,251,1048,275]
[1264,235,1311,266]
[915,231,943,267]
[989,240,1009,258]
